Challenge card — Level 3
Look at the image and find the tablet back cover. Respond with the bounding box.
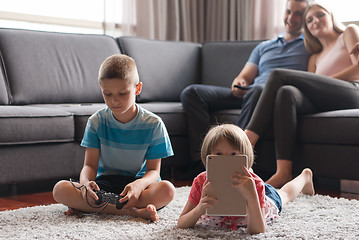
[206,155,248,216]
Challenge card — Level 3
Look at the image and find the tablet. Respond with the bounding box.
[206,154,248,216]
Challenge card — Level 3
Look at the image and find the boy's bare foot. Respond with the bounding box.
[64,208,80,216]
[146,204,159,222]
[301,168,315,196]
[130,204,159,222]
[266,172,292,189]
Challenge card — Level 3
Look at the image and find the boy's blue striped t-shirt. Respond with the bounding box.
[81,104,174,178]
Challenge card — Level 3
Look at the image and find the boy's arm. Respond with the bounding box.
[121,158,161,208]
[79,147,100,200]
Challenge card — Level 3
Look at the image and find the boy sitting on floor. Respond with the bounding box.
[53,54,175,221]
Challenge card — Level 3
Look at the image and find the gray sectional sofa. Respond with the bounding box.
[0,28,358,194]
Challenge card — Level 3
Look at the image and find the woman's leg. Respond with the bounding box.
[266,160,293,188]
[246,69,359,187]
[267,86,317,187]
[246,69,359,144]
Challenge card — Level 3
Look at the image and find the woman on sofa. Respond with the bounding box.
[244,2,359,188]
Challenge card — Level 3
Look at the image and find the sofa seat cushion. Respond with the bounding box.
[32,103,107,142]
[211,109,242,125]
[0,106,74,145]
[139,102,187,136]
[298,109,359,145]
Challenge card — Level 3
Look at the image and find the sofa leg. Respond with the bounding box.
[9,183,17,196]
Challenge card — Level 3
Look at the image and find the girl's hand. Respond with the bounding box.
[120,180,143,209]
[82,181,100,202]
[197,179,217,214]
[231,166,257,202]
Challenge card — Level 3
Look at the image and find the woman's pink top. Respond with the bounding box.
[315,34,352,76]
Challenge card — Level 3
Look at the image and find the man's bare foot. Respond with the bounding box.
[266,172,292,189]
[301,168,315,195]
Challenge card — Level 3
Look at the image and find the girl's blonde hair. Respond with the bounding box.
[200,124,254,168]
[303,3,345,54]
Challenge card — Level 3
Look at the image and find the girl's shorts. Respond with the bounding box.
[265,183,282,213]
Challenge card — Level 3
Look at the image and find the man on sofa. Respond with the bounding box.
[180,0,311,178]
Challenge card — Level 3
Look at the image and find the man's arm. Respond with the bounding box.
[231,64,259,98]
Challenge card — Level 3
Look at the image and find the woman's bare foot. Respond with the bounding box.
[301,168,315,195]
[266,172,292,189]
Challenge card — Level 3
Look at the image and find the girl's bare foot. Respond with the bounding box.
[266,172,292,189]
[301,168,315,195]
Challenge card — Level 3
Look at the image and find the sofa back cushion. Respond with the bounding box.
[118,37,201,102]
[0,28,121,104]
[201,40,262,87]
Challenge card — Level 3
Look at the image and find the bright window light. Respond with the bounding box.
[315,0,359,23]
[2,0,104,22]
[0,0,105,34]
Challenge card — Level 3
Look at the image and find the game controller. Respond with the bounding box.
[94,189,128,210]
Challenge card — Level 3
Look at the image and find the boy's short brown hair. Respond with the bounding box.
[98,54,139,84]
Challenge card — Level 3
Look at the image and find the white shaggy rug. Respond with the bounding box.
[0,186,358,239]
